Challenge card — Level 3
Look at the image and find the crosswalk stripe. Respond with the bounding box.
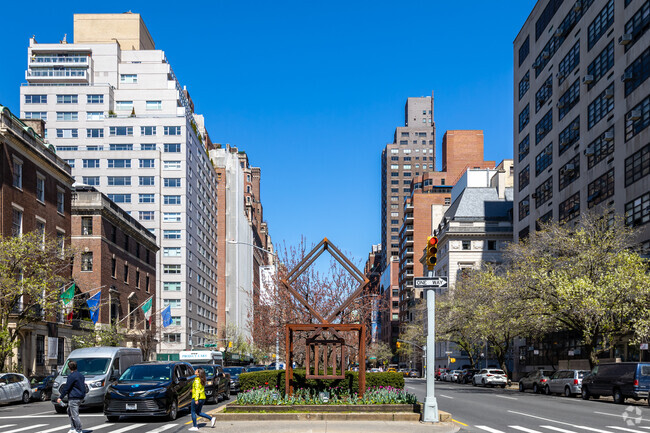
[0,426,17,431]
[608,427,648,433]
[3,426,48,433]
[35,423,116,433]
[83,423,116,432]
[476,427,506,433]
[510,426,544,433]
[108,424,146,433]
[143,425,178,433]
[541,426,579,433]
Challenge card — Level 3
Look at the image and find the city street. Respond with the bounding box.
[405,378,650,432]
[0,398,228,433]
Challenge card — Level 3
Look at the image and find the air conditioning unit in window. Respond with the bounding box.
[555,27,565,38]
[628,109,642,121]
[542,51,550,59]
[573,1,582,12]
[556,71,565,80]
[603,130,614,141]
[584,145,595,156]
[604,88,614,99]
[545,147,553,156]
[560,138,569,147]
[619,34,633,45]
[564,163,575,172]
[572,122,580,131]
[582,75,594,84]
[621,71,634,82]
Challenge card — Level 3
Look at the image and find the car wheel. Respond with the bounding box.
[544,385,551,395]
[581,387,590,400]
[613,388,624,404]
[21,391,29,404]
[54,405,67,414]
[564,387,572,398]
[167,398,178,421]
[533,383,539,394]
[106,415,120,422]
[519,382,524,392]
[40,392,48,402]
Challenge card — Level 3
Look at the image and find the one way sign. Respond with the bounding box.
[414,276,448,289]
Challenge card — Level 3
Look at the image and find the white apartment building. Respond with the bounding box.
[19,14,220,355]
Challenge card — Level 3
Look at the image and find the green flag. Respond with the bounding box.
[61,283,75,306]
[142,297,153,322]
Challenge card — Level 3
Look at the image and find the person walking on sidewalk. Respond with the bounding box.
[189,368,216,431]
[57,361,86,433]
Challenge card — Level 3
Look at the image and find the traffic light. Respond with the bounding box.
[396,342,401,349]
[426,236,438,270]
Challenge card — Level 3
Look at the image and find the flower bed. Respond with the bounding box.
[234,386,418,406]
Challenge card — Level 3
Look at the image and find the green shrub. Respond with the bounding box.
[239,370,404,395]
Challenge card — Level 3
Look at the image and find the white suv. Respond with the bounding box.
[473,369,508,388]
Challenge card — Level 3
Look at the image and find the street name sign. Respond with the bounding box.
[414,276,448,289]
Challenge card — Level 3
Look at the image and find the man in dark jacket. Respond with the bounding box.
[57,361,86,433]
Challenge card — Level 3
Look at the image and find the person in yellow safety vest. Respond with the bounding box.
[188,368,216,431]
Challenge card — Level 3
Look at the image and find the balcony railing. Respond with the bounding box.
[30,56,89,65]
[27,68,87,77]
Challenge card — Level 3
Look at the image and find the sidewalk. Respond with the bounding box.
[196,420,460,432]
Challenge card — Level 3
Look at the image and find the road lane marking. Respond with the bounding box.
[540,426,578,433]
[476,427,506,433]
[494,395,518,400]
[438,394,454,399]
[594,411,650,423]
[0,426,17,430]
[3,426,48,433]
[107,424,146,433]
[144,425,178,433]
[452,419,468,427]
[0,415,106,420]
[608,427,648,433]
[36,423,115,433]
[511,426,544,433]
[508,410,615,433]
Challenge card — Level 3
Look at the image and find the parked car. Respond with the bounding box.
[224,366,247,394]
[435,368,449,381]
[408,369,420,378]
[245,366,266,373]
[29,375,55,402]
[52,346,143,413]
[459,369,480,384]
[194,364,230,403]
[104,361,194,421]
[544,369,591,397]
[582,362,650,404]
[473,369,508,387]
[0,373,31,404]
[518,370,555,393]
[446,370,463,382]
[399,368,409,377]
[387,368,397,373]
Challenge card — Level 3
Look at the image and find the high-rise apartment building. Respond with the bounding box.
[514,0,650,247]
[381,95,436,269]
[20,13,220,354]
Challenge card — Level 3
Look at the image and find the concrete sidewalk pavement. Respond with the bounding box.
[196,420,460,432]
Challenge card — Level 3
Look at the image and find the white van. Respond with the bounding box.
[179,350,223,366]
[51,346,142,413]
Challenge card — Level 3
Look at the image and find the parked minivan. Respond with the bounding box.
[544,369,591,397]
[51,347,142,413]
[581,362,650,404]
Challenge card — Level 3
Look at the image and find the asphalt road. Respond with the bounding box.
[405,378,650,432]
[0,397,228,433]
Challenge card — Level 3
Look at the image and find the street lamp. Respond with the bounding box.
[226,239,280,368]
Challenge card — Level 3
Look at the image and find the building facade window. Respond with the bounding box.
[588,0,614,50]
[25,94,47,104]
[557,79,580,120]
[163,230,181,239]
[109,126,133,136]
[82,176,99,186]
[87,128,104,138]
[81,252,93,271]
[139,176,155,186]
[108,159,131,168]
[587,168,615,208]
[146,101,161,110]
[12,158,22,189]
[141,126,156,136]
[588,83,615,129]
[519,196,530,221]
[586,126,615,169]
[535,76,553,113]
[139,159,155,168]
[535,142,553,175]
[625,192,650,226]
[56,94,78,104]
[559,116,580,156]
[536,109,553,145]
[624,1,650,52]
[624,46,650,97]
[625,143,650,187]
[587,40,615,90]
[164,178,181,188]
[519,71,530,100]
[557,40,580,85]
[559,192,580,223]
[115,101,133,111]
[519,36,530,65]
[83,159,100,168]
[164,195,181,205]
[81,217,93,235]
[120,74,138,83]
[11,208,22,237]
[164,126,181,135]
[139,211,155,221]
[625,95,650,141]
[56,129,78,138]
[107,194,131,203]
[559,154,580,190]
[57,189,65,214]
[164,143,181,153]
[108,176,131,186]
[519,104,530,132]
[534,176,553,209]
[139,194,155,204]
[164,265,181,274]
[87,94,103,104]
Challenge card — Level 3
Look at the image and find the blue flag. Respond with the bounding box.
[161,305,172,328]
[86,291,101,324]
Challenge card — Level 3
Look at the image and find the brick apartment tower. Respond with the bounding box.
[381,95,436,270]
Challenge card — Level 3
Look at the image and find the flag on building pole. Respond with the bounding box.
[161,305,172,328]
[60,283,75,322]
[141,296,153,323]
[86,290,101,324]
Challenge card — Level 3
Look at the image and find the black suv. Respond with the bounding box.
[104,361,194,421]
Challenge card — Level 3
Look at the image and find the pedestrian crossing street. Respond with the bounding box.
[475,424,650,433]
[0,422,183,433]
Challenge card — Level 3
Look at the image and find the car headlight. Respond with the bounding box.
[52,382,60,390]
[90,380,105,388]
[206,381,213,386]
[142,387,167,397]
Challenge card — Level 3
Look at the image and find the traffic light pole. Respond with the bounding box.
[422,269,439,423]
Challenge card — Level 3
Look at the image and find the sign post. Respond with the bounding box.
[414,276,448,423]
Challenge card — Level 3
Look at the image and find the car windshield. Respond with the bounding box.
[224,367,244,375]
[29,376,47,385]
[120,364,171,381]
[490,370,505,375]
[195,365,215,377]
[62,358,111,376]
[246,367,265,372]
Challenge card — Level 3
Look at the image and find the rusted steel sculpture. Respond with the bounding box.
[281,238,370,396]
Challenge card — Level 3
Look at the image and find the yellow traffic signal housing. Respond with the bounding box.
[396,342,401,348]
[426,236,438,270]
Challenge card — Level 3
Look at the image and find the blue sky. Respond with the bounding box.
[0,1,536,265]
